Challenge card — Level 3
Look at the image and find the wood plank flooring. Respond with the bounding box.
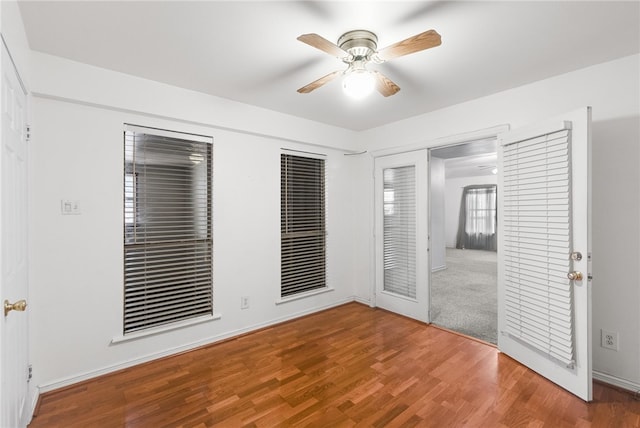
[29,303,640,427]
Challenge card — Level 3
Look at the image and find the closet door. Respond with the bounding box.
[497,107,592,401]
[374,150,429,322]
[1,41,31,426]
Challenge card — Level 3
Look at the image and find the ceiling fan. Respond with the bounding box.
[296,29,442,99]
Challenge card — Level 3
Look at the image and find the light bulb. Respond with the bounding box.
[342,70,375,99]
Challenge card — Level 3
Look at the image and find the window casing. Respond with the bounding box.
[280,154,326,297]
[123,125,213,334]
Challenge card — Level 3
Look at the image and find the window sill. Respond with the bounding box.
[110,313,222,344]
[275,287,334,305]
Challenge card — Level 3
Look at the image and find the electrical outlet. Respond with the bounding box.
[241,296,249,310]
[601,329,618,351]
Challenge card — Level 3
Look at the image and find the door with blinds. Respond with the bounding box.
[497,107,592,401]
[374,151,429,322]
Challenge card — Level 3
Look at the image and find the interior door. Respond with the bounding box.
[1,41,30,426]
[374,150,429,322]
[497,107,592,401]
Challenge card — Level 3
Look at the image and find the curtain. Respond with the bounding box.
[456,184,497,251]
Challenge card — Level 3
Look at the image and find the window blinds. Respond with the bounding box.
[124,127,213,334]
[502,129,575,367]
[280,154,326,297]
[382,166,416,299]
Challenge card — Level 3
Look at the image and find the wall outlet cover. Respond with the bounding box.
[601,329,619,351]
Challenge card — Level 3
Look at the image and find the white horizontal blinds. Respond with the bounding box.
[281,154,326,297]
[123,129,213,334]
[502,129,575,366]
[382,166,416,299]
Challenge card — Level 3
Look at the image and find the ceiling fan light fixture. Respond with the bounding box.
[296,28,441,97]
[342,69,375,99]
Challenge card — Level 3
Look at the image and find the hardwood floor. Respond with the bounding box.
[30,303,640,427]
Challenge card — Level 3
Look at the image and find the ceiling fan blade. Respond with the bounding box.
[376,29,442,62]
[297,70,342,94]
[372,71,400,97]
[297,33,348,58]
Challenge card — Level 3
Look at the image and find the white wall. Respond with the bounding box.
[29,52,361,153]
[354,54,640,391]
[1,1,31,86]
[26,54,362,391]
[430,157,446,270]
[444,174,498,249]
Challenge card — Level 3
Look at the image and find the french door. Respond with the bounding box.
[374,151,429,322]
[1,40,31,426]
[497,107,592,401]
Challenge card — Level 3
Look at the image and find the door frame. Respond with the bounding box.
[369,125,510,322]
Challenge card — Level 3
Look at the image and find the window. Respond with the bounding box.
[280,153,326,297]
[123,125,213,334]
[465,186,497,235]
[456,185,497,251]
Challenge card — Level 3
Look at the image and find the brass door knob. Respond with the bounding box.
[567,271,583,281]
[4,299,27,317]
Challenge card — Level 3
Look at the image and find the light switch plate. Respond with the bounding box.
[61,200,81,215]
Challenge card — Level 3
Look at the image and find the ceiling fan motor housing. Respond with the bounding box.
[338,30,378,62]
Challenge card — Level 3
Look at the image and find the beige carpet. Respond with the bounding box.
[431,248,497,344]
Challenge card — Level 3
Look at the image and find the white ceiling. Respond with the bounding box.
[17,1,640,131]
[431,137,497,178]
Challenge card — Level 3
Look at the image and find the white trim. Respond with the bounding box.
[26,390,39,427]
[593,370,640,395]
[39,297,354,393]
[276,287,335,305]
[370,124,509,158]
[111,314,222,344]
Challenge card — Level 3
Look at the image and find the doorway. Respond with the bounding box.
[429,138,498,344]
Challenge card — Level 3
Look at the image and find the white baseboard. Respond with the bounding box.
[593,370,640,394]
[353,295,372,306]
[38,297,357,393]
